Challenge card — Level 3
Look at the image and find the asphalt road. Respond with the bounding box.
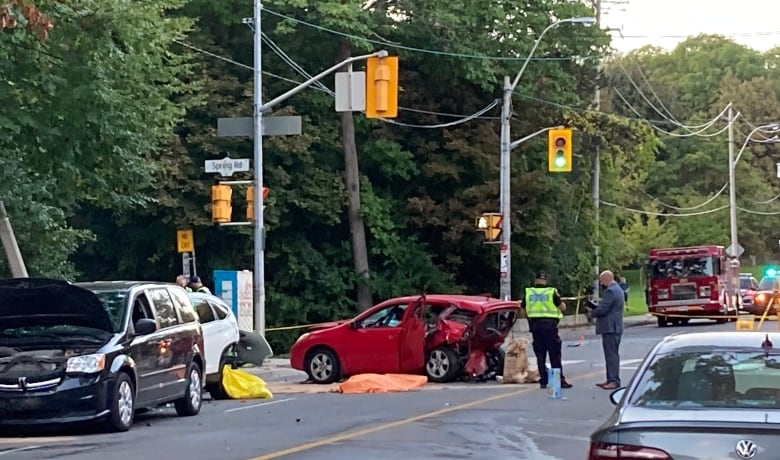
[0,319,742,460]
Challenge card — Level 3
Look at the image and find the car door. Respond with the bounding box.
[398,297,426,373]
[192,298,220,376]
[147,288,187,400]
[343,302,408,374]
[128,290,168,405]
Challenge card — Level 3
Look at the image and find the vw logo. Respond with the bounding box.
[735,439,758,459]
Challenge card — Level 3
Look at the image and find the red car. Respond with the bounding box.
[289,294,519,384]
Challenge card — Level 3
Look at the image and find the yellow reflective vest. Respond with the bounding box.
[524,287,562,319]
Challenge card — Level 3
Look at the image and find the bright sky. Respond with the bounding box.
[604,0,780,54]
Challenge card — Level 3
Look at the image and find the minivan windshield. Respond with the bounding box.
[631,350,780,409]
[91,290,128,332]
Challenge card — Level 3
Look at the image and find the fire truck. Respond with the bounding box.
[645,245,739,327]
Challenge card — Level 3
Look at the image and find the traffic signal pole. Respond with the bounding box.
[497,17,595,301]
[246,0,388,335]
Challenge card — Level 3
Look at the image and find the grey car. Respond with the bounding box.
[589,331,780,459]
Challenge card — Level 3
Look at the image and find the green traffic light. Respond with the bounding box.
[554,151,566,168]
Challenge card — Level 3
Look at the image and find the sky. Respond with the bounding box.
[603,0,780,54]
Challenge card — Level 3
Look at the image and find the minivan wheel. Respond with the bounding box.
[106,372,135,432]
[174,362,202,416]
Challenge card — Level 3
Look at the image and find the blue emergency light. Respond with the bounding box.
[766,267,777,277]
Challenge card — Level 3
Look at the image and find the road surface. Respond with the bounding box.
[0,319,738,460]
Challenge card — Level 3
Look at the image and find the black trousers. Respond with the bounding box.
[530,318,564,384]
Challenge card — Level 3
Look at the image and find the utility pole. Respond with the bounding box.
[591,0,602,301]
[727,103,738,303]
[251,0,266,335]
[0,201,28,278]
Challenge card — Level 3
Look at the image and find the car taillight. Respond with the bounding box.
[657,289,669,300]
[589,442,672,459]
[757,293,768,303]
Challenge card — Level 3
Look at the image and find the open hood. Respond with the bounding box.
[0,278,114,333]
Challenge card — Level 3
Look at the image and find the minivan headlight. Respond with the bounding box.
[66,354,106,374]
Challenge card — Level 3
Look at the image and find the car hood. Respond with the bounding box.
[0,278,113,333]
[619,406,780,424]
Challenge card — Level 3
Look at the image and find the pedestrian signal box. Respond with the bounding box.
[475,212,502,243]
[211,185,232,224]
[246,186,269,221]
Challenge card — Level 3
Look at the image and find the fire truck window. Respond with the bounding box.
[650,257,715,279]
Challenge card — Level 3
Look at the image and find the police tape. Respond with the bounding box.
[264,295,591,333]
[649,312,775,320]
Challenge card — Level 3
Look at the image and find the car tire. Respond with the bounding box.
[106,372,135,432]
[206,351,231,400]
[305,348,341,384]
[174,362,203,417]
[487,348,505,378]
[426,346,461,383]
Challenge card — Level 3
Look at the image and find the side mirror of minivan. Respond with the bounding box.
[609,387,626,405]
[134,318,158,336]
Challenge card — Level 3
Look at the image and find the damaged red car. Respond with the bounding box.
[289,295,519,384]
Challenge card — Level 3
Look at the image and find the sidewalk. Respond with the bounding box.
[511,313,656,333]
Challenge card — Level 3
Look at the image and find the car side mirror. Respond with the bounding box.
[349,321,358,329]
[609,387,626,405]
[134,318,158,336]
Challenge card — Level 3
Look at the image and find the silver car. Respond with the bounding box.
[589,331,780,459]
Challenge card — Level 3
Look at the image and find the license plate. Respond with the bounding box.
[667,306,688,312]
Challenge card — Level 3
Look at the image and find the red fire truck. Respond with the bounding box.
[645,245,739,327]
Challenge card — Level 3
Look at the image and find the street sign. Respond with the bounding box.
[335,71,366,112]
[204,157,250,176]
[217,116,302,138]
[726,243,745,258]
[177,230,194,253]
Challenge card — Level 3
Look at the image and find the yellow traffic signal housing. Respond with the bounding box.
[246,186,269,221]
[548,128,573,172]
[365,56,399,119]
[476,212,502,242]
[211,185,232,223]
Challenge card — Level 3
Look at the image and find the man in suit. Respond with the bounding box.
[588,270,624,390]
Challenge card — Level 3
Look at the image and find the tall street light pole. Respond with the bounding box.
[498,16,596,300]
[727,112,780,303]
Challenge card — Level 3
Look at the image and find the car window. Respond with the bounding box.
[169,288,198,323]
[358,303,408,328]
[148,288,179,329]
[631,350,780,409]
[758,277,778,290]
[740,278,753,289]
[193,299,216,323]
[210,301,229,320]
[130,292,154,327]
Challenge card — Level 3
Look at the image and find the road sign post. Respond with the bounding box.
[176,230,196,277]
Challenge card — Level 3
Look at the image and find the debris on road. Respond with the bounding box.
[501,338,540,384]
[222,366,274,400]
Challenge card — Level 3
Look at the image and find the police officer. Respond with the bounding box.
[518,271,573,389]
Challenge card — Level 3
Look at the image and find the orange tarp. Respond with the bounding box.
[335,373,428,394]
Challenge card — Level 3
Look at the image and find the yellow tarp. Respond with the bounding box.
[222,366,274,400]
[335,373,428,394]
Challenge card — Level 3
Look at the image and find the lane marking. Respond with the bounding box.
[246,368,606,460]
[526,431,590,442]
[0,446,41,456]
[561,360,586,365]
[0,437,75,445]
[225,397,296,413]
[620,359,643,366]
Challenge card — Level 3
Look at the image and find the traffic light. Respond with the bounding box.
[365,56,399,119]
[246,186,269,221]
[475,212,502,242]
[211,185,232,224]
[548,128,573,172]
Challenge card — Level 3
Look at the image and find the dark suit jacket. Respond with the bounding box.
[591,281,624,335]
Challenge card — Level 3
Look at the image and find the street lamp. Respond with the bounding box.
[498,16,596,300]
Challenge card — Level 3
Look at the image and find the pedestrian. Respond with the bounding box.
[188,275,211,294]
[618,275,629,303]
[518,271,573,389]
[588,270,624,390]
[175,275,192,292]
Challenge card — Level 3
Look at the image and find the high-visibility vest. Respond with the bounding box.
[525,287,562,319]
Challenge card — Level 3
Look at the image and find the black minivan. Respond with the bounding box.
[0,278,206,432]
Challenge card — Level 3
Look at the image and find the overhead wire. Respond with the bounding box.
[261,7,602,63]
